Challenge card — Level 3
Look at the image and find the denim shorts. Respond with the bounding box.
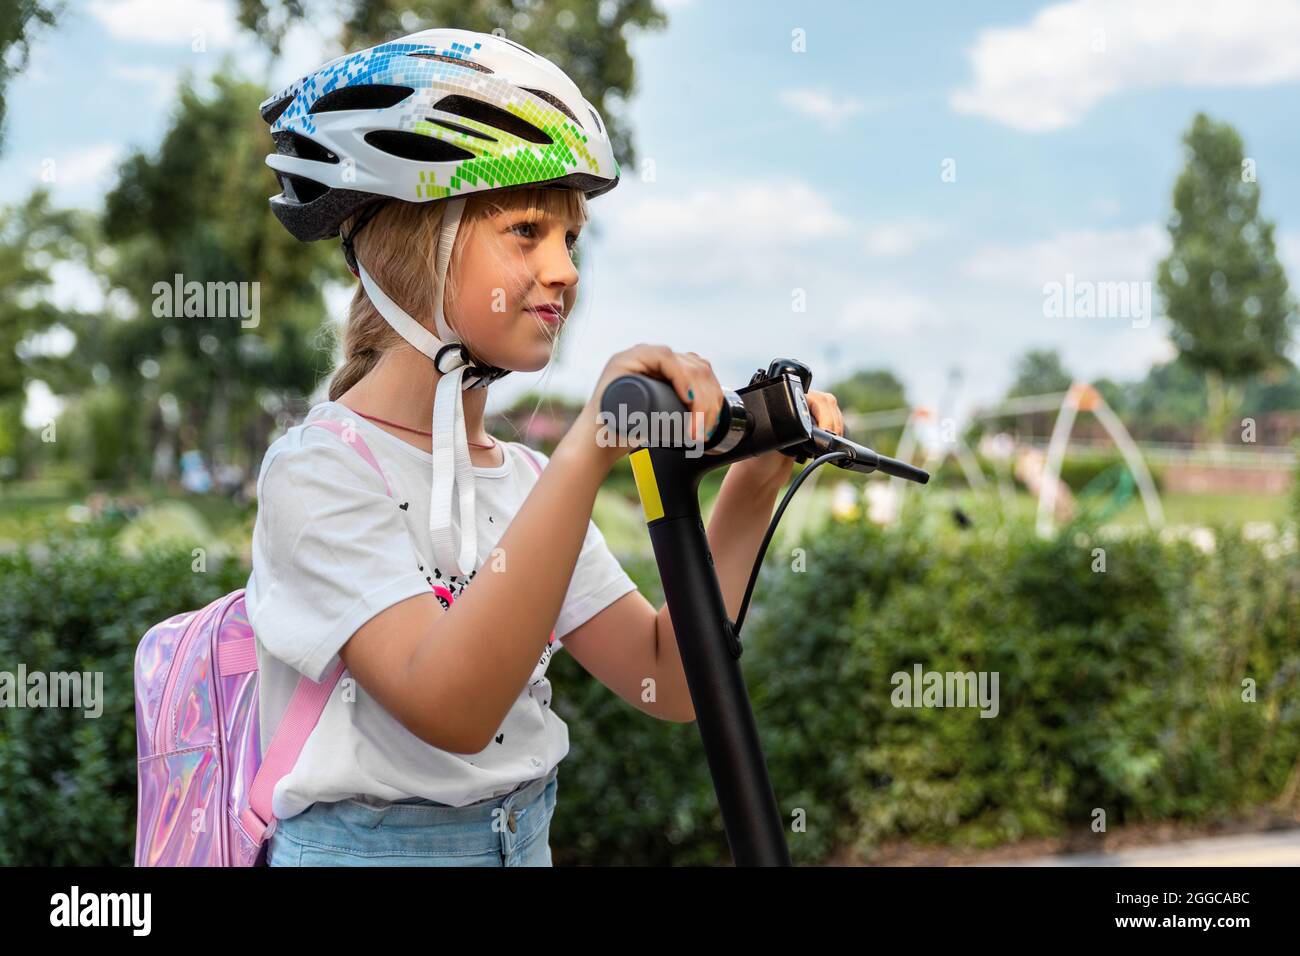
[265,766,558,867]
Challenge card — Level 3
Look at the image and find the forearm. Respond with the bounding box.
[404,431,607,749]
[707,465,786,623]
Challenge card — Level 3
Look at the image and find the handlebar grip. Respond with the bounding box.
[876,457,930,484]
[599,374,688,441]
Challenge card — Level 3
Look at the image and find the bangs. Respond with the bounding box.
[467,185,588,227]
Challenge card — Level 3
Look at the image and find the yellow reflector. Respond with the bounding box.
[629,448,664,523]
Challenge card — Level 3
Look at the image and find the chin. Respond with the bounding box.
[488,345,552,375]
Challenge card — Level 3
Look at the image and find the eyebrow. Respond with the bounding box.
[502,208,583,229]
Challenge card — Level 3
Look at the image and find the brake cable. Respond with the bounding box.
[731,450,851,639]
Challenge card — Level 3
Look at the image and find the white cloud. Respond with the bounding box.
[269,16,344,90]
[777,87,867,129]
[599,179,852,284]
[87,0,238,47]
[863,219,947,257]
[951,0,1300,131]
[109,62,176,86]
[961,223,1168,285]
[835,288,947,336]
[41,143,123,189]
[108,62,179,106]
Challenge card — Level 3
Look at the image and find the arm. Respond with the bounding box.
[338,344,739,754]
[563,390,845,723]
[340,426,609,754]
[562,464,786,724]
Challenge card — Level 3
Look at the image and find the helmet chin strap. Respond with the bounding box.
[353,195,485,579]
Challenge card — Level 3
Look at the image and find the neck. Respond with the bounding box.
[336,345,493,448]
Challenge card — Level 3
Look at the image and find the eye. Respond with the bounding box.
[511,221,539,239]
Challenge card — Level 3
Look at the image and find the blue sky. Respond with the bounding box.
[6,0,1300,425]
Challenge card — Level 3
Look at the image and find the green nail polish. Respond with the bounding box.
[688,389,694,400]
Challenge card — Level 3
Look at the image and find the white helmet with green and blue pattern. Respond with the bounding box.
[260,27,620,243]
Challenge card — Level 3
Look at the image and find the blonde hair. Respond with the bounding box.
[327,186,588,401]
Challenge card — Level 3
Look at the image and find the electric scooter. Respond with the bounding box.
[599,358,930,866]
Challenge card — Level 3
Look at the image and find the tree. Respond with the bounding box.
[100,68,338,479]
[1156,113,1296,444]
[235,0,667,165]
[0,1,61,152]
[0,190,99,481]
[1006,349,1072,399]
[827,368,908,415]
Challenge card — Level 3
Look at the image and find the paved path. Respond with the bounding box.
[1000,829,1300,866]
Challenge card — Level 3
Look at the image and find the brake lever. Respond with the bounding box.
[784,427,930,484]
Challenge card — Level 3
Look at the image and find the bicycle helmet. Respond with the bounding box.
[260,27,620,579]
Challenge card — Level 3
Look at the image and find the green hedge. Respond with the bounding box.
[0,530,250,866]
[2,510,1296,865]
[740,514,1299,859]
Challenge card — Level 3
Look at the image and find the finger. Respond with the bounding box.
[676,353,723,442]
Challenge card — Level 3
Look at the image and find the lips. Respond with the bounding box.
[527,304,563,323]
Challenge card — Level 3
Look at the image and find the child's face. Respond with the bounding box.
[445,196,583,373]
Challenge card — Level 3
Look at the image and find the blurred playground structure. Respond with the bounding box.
[805,381,1297,540]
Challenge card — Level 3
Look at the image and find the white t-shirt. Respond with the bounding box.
[244,399,639,820]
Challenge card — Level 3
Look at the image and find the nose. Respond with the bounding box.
[534,230,579,294]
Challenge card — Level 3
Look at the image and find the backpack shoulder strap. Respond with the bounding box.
[244,658,346,843]
[243,417,395,844]
[303,418,393,496]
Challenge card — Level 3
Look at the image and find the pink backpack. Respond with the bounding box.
[134,420,543,866]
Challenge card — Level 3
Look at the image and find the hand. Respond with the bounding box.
[727,389,847,491]
[561,344,727,474]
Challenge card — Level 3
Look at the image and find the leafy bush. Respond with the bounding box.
[1,509,1295,866]
[0,530,250,865]
[743,511,1298,857]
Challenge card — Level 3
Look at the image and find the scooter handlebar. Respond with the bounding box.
[811,427,929,484]
[599,372,929,484]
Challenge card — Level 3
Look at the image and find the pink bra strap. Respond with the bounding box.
[510,442,545,477]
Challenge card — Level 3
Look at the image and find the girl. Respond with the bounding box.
[247,27,844,866]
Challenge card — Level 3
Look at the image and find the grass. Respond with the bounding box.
[0,475,1292,557]
[0,480,254,547]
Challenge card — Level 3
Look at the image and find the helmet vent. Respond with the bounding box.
[430,119,498,142]
[273,131,339,164]
[260,94,294,125]
[588,107,603,134]
[280,173,329,204]
[364,129,476,163]
[310,85,415,114]
[408,52,493,73]
[522,88,579,126]
[432,94,552,145]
